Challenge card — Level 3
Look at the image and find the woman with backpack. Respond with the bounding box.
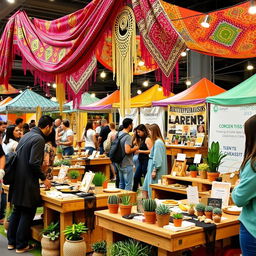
[132,124,152,192]
[142,124,167,198]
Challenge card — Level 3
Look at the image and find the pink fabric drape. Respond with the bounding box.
[0,0,122,104]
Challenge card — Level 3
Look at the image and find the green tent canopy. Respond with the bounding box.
[206,74,256,105]
[0,89,69,113]
[65,92,99,112]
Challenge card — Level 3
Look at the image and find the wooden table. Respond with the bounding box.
[95,209,239,256]
[52,166,85,180]
[166,145,208,158]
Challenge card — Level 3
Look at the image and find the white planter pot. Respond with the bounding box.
[41,235,60,256]
[63,238,86,256]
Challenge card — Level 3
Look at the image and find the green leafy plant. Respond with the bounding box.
[207,142,227,172]
[120,194,131,206]
[108,195,119,205]
[213,208,222,215]
[175,135,179,140]
[53,161,61,167]
[63,223,88,241]
[110,239,151,256]
[195,203,206,212]
[68,170,80,179]
[93,172,106,186]
[61,159,71,166]
[56,146,63,154]
[198,163,209,171]
[142,199,157,212]
[4,205,13,222]
[41,222,60,241]
[92,240,107,253]
[189,164,197,171]
[172,213,183,219]
[47,231,60,241]
[155,204,170,215]
[205,206,213,212]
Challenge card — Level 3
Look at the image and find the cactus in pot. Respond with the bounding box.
[143,199,157,224]
[155,204,170,227]
[107,195,119,214]
[195,203,206,216]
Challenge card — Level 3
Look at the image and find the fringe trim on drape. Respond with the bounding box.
[56,75,66,114]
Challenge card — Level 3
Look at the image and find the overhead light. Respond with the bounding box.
[19,90,22,93]
[181,51,187,57]
[158,87,163,91]
[142,81,149,87]
[100,71,106,78]
[51,97,57,102]
[47,83,51,87]
[186,48,190,52]
[6,0,15,3]
[91,93,96,98]
[185,80,192,86]
[52,83,57,88]
[247,63,254,70]
[249,0,256,14]
[138,60,145,66]
[201,15,210,28]
[137,90,142,95]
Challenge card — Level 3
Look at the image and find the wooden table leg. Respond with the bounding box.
[105,229,114,253]
[105,164,110,180]
[43,206,55,228]
[158,248,169,256]
[60,212,73,256]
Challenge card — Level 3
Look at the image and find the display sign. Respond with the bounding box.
[168,103,206,146]
[211,181,231,208]
[119,108,139,128]
[209,104,256,172]
[186,186,199,205]
[207,198,222,209]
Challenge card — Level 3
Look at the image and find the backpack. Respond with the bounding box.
[3,135,37,185]
[109,133,129,163]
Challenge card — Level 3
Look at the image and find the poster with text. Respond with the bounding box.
[119,108,139,128]
[209,104,256,173]
[168,104,206,145]
[140,107,165,136]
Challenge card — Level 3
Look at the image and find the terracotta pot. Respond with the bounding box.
[95,186,103,194]
[144,211,156,224]
[120,204,132,217]
[213,213,222,218]
[108,204,119,214]
[103,181,108,189]
[190,171,197,178]
[199,170,207,179]
[156,213,170,227]
[207,172,220,182]
[63,239,86,256]
[187,141,191,146]
[71,179,78,183]
[188,208,195,216]
[213,215,221,223]
[205,211,212,219]
[57,153,63,160]
[197,211,204,216]
[174,140,179,145]
[173,218,182,227]
[41,235,60,256]
[92,253,105,256]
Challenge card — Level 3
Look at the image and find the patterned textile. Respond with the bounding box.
[0,0,122,103]
[161,1,256,58]
[132,0,186,95]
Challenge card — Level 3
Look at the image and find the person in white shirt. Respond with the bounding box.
[3,125,20,154]
[81,121,98,155]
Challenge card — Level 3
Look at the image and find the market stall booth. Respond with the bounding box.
[0,84,19,95]
[207,73,256,173]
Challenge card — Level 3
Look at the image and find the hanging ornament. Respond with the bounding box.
[112,6,136,116]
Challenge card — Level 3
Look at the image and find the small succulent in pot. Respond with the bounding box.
[92,240,107,255]
[172,213,183,227]
[156,204,171,228]
[156,204,170,215]
[107,195,119,214]
[205,206,213,219]
[119,194,132,217]
[143,199,157,224]
[195,203,206,216]
[213,207,222,217]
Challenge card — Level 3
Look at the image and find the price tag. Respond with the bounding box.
[186,186,199,205]
[177,153,186,161]
[107,183,116,189]
[193,154,202,164]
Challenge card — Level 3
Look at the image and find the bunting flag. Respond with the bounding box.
[112,6,137,116]
[0,0,122,105]
[132,0,186,95]
[161,1,256,58]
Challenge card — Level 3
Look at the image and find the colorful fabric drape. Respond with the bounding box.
[161,1,256,58]
[132,0,186,95]
[0,0,122,105]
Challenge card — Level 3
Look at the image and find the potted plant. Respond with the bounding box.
[204,206,213,219]
[195,203,206,216]
[120,194,132,216]
[68,170,80,183]
[4,205,13,231]
[198,163,209,179]
[186,136,191,146]
[93,172,107,193]
[92,241,106,256]
[189,164,198,178]
[63,222,87,256]
[41,222,60,256]
[172,213,183,227]
[155,204,170,227]
[174,135,179,144]
[188,204,195,216]
[107,195,119,214]
[56,146,63,160]
[213,208,222,223]
[142,199,157,224]
[61,159,71,166]
[207,142,227,182]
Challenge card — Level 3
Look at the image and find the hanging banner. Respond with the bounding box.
[140,107,165,137]
[209,104,256,173]
[119,108,139,128]
[168,103,206,146]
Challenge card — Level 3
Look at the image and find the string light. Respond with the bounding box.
[201,15,210,28]
[138,60,145,66]
[158,87,163,91]
[181,51,187,57]
[52,83,57,88]
[247,63,254,70]
[137,90,142,95]
[142,80,149,87]
[185,80,192,86]
[19,90,22,93]
[51,97,57,102]
[100,71,106,78]
[249,0,256,14]
[47,83,51,87]
[6,0,15,3]
[91,93,96,98]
